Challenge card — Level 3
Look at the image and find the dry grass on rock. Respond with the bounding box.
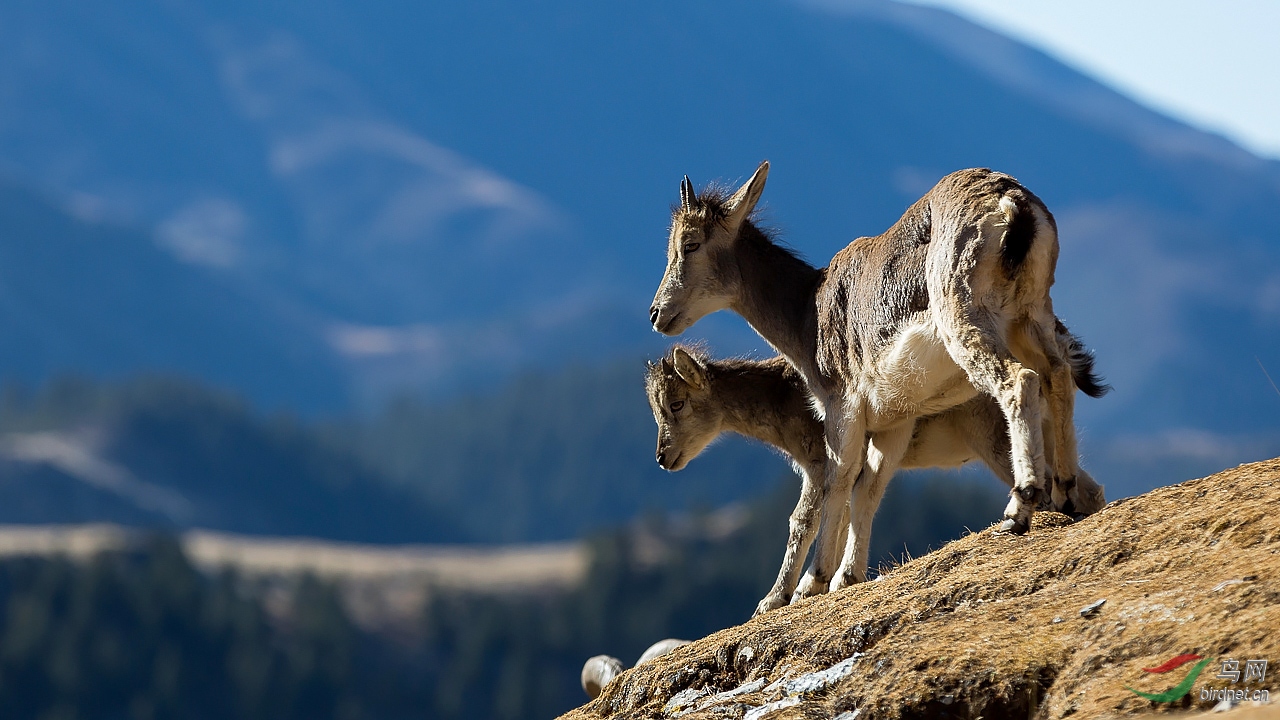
[561,458,1280,720]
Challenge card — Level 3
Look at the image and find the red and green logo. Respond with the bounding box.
[1125,653,1213,702]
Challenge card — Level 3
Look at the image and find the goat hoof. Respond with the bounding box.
[1071,512,1088,522]
[997,517,1030,535]
[793,575,829,599]
[754,594,788,617]
[831,571,864,591]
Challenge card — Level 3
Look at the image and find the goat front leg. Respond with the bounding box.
[832,422,914,590]
[794,475,851,602]
[755,459,826,616]
[794,412,866,598]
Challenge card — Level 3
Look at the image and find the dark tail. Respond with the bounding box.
[998,195,1036,274]
[1064,330,1111,398]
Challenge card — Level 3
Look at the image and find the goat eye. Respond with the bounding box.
[670,401,685,412]
[683,242,700,253]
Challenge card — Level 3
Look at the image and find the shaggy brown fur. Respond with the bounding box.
[651,162,1099,597]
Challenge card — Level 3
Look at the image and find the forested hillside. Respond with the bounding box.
[0,474,1004,720]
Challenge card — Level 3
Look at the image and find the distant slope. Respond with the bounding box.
[0,376,458,542]
[563,457,1280,720]
[0,180,346,410]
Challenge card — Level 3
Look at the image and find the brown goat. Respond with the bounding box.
[646,341,1105,614]
[651,163,1098,596]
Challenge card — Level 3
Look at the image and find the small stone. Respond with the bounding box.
[663,687,710,715]
[581,655,624,699]
[1079,599,1106,617]
[702,678,766,705]
[640,639,691,665]
[783,655,861,696]
[834,711,862,720]
[743,696,801,720]
[940,694,955,705]
[1052,616,1065,624]
[737,646,755,662]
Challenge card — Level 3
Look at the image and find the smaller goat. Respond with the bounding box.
[646,342,1106,615]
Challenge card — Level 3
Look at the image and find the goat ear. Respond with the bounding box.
[680,175,696,211]
[725,160,769,225]
[671,348,707,390]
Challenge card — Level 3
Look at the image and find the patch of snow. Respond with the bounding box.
[0,432,194,522]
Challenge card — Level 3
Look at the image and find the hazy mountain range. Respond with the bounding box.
[1,0,1278,509]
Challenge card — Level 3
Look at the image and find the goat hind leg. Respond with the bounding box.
[939,320,1046,534]
[994,366,1046,534]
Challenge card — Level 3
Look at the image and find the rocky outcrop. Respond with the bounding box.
[561,459,1280,719]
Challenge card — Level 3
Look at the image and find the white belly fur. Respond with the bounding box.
[861,321,978,429]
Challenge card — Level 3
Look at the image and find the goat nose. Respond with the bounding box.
[649,305,659,325]
[656,451,667,467]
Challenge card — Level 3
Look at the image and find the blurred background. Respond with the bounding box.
[0,0,1277,718]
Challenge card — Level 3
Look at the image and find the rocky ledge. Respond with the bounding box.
[561,459,1280,720]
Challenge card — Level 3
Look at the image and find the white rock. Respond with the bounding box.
[743,696,801,720]
[783,654,861,696]
[705,678,766,703]
[662,687,709,715]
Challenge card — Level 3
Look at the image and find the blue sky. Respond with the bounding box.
[903,0,1280,159]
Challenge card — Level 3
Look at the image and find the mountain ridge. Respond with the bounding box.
[0,0,1277,497]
